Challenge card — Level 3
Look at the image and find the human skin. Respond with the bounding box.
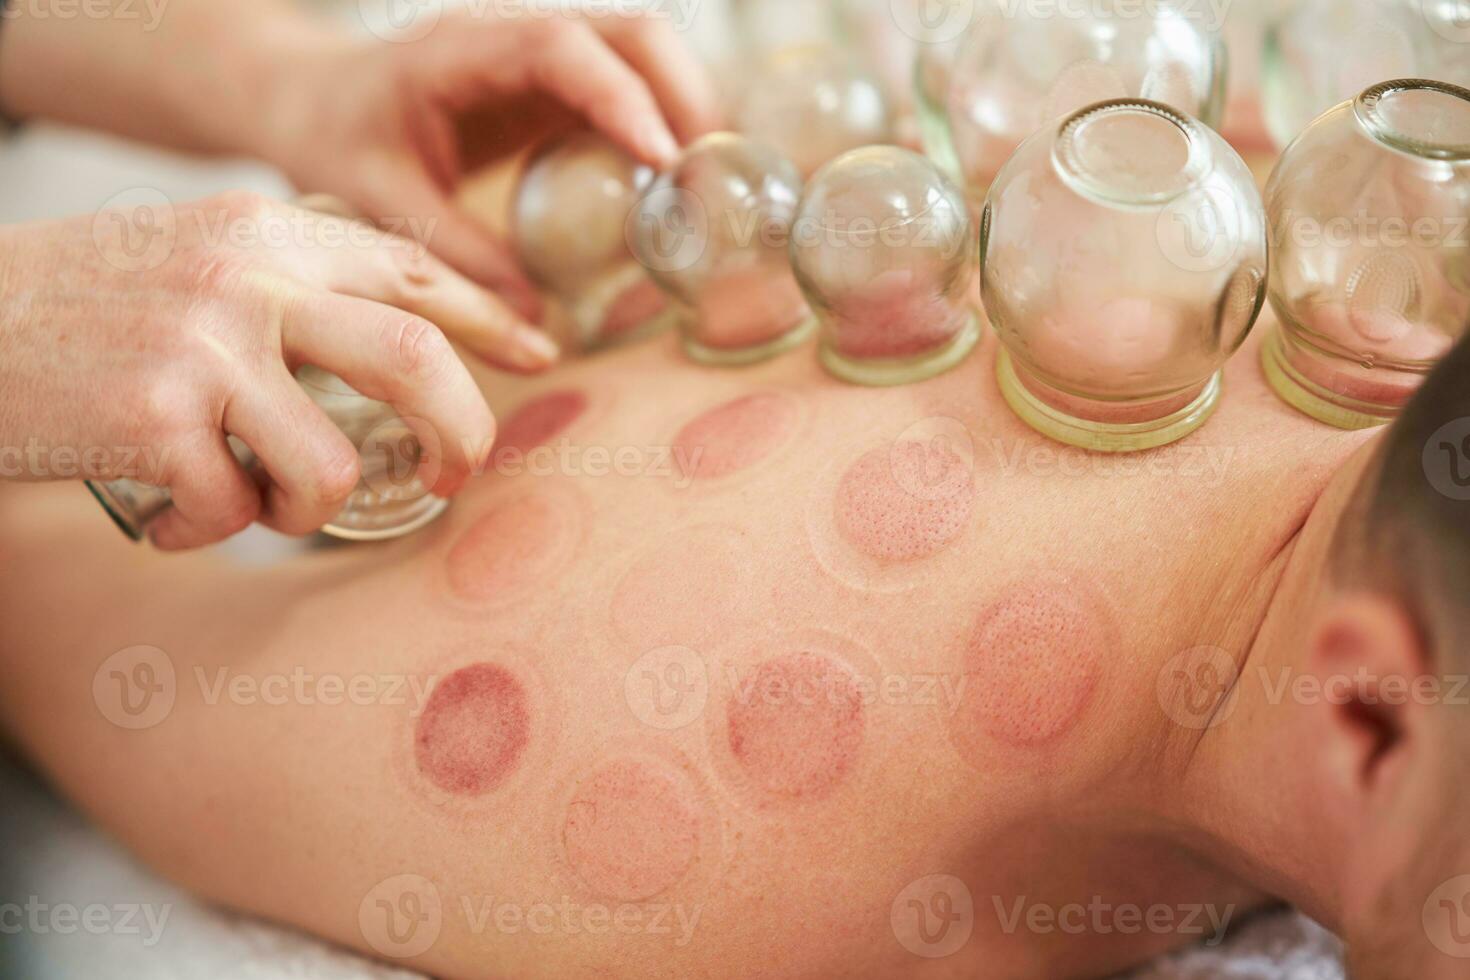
[0,0,720,317]
[1,302,1431,978]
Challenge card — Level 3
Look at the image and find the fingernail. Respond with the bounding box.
[646,126,680,167]
[515,327,560,368]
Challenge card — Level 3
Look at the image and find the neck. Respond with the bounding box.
[1166,441,1381,933]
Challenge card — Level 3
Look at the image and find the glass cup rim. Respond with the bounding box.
[1050,98,1213,209]
[1354,78,1470,162]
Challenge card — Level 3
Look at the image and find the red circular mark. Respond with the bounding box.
[562,758,701,901]
[446,491,573,602]
[726,651,865,801]
[611,526,756,648]
[834,441,975,563]
[951,582,1105,754]
[674,393,800,481]
[495,390,587,459]
[831,270,969,360]
[414,663,531,796]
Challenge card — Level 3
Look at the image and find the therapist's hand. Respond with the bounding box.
[258,9,721,320]
[0,192,550,550]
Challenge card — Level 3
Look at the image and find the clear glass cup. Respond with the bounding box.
[631,132,816,365]
[1262,0,1470,151]
[87,367,449,543]
[1262,79,1470,429]
[981,99,1268,452]
[734,46,895,177]
[947,0,1226,199]
[791,145,980,386]
[511,132,673,352]
[914,34,965,181]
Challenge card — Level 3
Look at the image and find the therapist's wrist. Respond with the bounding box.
[197,15,358,166]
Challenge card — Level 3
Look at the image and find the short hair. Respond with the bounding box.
[1334,329,1470,665]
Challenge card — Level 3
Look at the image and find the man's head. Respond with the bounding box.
[1309,330,1470,977]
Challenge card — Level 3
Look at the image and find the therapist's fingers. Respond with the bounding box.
[222,370,364,537]
[148,430,262,552]
[360,169,546,324]
[593,16,723,143]
[280,292,496,498]
[434,16,679,167]
[287,206,558,371]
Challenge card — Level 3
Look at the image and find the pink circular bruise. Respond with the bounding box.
[673,393,800,481]
[726,651,865,801]
[414,663,531,796]
[611,526,755,648]
[830,269,970,360]
[833,441,975,563]
[446,492,571,601]
[495,389,588,459]
[561,758,701,901]
[952,582,1107,753]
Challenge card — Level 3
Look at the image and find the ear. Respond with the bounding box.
[1308,592,1430,804]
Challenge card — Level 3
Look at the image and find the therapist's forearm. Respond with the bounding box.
[0,0,345,159]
